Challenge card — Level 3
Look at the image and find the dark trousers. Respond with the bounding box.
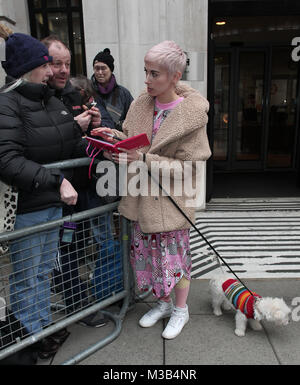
[53,189,94,313]
[53,188,114,313]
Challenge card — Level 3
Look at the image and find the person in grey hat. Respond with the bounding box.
[91,48,134,130]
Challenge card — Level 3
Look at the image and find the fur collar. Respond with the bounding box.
[131,82,209,154]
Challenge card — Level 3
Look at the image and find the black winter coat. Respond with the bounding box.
[0,80,87,214]
[52,81,110,192]
[91,75,133,129]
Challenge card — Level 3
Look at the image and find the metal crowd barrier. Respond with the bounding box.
[0,158,132,365]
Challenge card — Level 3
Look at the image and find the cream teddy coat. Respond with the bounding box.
[112,82,211,234]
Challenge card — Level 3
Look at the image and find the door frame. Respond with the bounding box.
[214,46,270,171]
[212,44,299,172]
[206,1,300,201]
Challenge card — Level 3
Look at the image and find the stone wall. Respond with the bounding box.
[0,0,30,85]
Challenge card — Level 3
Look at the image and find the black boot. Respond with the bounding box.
[50,328,70,345]
[37,336,60,359]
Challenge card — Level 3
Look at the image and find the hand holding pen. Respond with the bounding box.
[103,132,124,141]
[90,127,122,142]
[90,126,139,163]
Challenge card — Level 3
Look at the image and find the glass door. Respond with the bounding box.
[233,50,266,169]
[213,46,299,171]
[213,52,230,164]
[213,48,267,170]
[267,47,298,168]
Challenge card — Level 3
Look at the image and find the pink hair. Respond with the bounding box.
[144,41,187,75]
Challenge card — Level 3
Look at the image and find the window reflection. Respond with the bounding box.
[28,0,85,75]
[34,13,44,39]
[48,12,69,47]
[72,12,83,74]
[213,53,230,161]
[267,47,298,168]
[47,0,67,7]
[236,52,264,161]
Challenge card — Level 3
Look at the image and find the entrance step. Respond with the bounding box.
[206,197,300,211]
[191,200,300,279]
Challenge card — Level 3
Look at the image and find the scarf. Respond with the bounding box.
[97,74,116,95]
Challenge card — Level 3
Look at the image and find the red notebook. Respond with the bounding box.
[86,133,150,154]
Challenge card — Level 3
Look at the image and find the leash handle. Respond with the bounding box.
[147,170,255,297]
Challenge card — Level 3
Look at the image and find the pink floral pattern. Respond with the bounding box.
[130,222,191,298]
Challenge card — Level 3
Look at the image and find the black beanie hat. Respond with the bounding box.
[93,48,114,72]
[1,33,52,79]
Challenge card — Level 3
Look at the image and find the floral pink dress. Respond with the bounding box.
[130,97,192,298]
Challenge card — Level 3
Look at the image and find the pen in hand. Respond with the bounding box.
[103,132,123,141]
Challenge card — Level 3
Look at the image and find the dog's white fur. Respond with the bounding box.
[209,274,291,337]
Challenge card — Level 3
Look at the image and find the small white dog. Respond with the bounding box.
[209,274,291,337]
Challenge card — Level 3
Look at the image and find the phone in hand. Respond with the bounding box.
[85,100,97,109]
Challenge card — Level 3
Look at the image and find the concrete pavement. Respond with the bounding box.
[39,277,300,366]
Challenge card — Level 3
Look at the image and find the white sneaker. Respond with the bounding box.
[139,300,174,328]
[162,305,189,339]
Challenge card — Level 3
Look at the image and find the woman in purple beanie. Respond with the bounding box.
[0,24,87,360]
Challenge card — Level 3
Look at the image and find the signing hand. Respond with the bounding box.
[91,127,117,143]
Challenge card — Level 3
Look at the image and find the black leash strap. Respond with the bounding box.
[147,170,255,297]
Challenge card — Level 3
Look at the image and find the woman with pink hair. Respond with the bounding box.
[92,40,211,339]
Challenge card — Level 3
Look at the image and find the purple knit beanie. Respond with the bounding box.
[1,33,52,78]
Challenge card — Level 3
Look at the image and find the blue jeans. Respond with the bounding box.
[9,207,62,334]
[53,189,113,312]
[87,189,113,244]
[86,190,123,300]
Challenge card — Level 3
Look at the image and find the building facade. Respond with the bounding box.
[0,0,299,207]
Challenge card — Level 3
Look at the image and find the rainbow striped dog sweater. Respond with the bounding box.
[222,279,261,319]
